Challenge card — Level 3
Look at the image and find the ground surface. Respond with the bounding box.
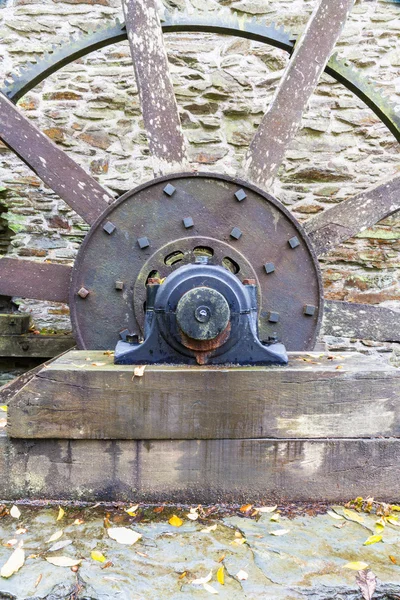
[0,502,399,599]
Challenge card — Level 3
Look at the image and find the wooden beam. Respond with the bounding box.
[0,333,75,358]
[0,258,71,303]
[0,313,30,335]
[324,300,400,342]
[8,350,400,440]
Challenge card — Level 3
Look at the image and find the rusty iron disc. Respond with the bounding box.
[70,172,323,351]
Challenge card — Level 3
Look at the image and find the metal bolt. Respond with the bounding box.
[243,278,256,285]
[230,227,242,240]
[163,183,176,197]
[235,189,247,202]
[268,311,280,323]
[115,281,124,290]
[304,304,317,317]
[137,236,150,249]
[103,221,116,235]
[195,255,209,265]
[288,236,300,249]
[77,287,89,299]
[264,262,275,274]
[183,217,194,229]
[119,328,130,341]
[195,305,211,323]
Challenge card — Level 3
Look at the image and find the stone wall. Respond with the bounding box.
[0,0,399,340]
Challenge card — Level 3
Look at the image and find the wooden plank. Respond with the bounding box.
[0,313,30,335]
[0,334,75,358]
[0,258,71,303]
[8,350,400,440]
[244,0,354,189]
[122,0,188,175]
[304,173,400,256]
[0,92,112,224]
[1,433,399,502]
[324,300,400,342]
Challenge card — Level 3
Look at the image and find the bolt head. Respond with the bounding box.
[304,304,317,317]
[137,236,150,249]
[264,262,275,274]
[230,227,242,240]
[115,281,124,290]
[163,183,176,197]
[77,287,89,299]
[235,189,247,202]
[103,221,116,235]
[183,217,194,229]
[288,236,300,249]
[268,311,280,323]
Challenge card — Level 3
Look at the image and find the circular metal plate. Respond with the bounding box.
[70,173,323,351]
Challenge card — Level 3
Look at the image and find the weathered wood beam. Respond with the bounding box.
[0,333,75,359]
[0,313,30,335]
[244,0,355,190]
[8,350,400,440]
[305,173,400,256]
[323,300,400,342]
[122,0,188,175]
[0,93,112,224]
[0,258,71,303]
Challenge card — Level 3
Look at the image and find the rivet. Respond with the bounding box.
[230,227,242,240]
[137,236,150,249]
[268,311,280,323]
[77,287,89,299]
[264,262,275,274]
[304,304,317,317]
[163,183,176,197]
[183,217,194,229]
[235,189,247,202]
[103,221,116,235]
[288,236,300,249]
[115,281,124,290]
[119,328,130,341]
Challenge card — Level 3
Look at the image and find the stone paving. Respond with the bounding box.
[0,503,399,599]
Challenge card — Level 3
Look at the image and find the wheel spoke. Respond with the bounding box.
[243,0,355,189]
[324,300,400,343]
[305,173,400,256]
[0,258,71,303]
[123,0,188,175]
[0,93,112,225]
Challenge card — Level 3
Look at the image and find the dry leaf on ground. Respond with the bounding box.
[327,510,343,520]
[133,365,146,377]
[0,419,6,428]
[236,569,248,581]
[363,534,382,546]
[203,583,218,594]
[257,505,277,513]
[10,506,21,519]
[56,507,65,521]
[91,550,106,563]
[343,561,369,570]
[1,548,25,578]
[169,515,183,527]
[270,529,289,536]
[192,571,212,585]
[107,527,142,545]
[217,566,224,585]
[343,509,364,523]
[201,524,217,533]
[0,406,7,412]
[125,505,139,516]
[48,540,72,553]
[46,556,81,567]
[46,530,63,543]
[356,569,377,600]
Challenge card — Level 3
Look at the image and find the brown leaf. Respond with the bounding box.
[34,573,42,588]
[154,506,164,514]
[240,504,253,514]
[389,555,397,564]
[356,569,377,600]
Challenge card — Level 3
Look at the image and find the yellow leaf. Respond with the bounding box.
[125,505,139,516]
[270,513,280,522]
[1,548,25,578]
[217,566,224,585]
[203,583,218,595]
[46,556,81,567]
[56,507,65,521]
[10,506,21,519]
[107,527,142,545]
[46,530,63,543]
[257,505,277,513]
[133,365,146,377]
[387,516,400,527]
[240,504,253,513]
[363,534,382,546]
[169,515,183,527]
[375,523,384,534]
[201,524,217,533]
[391,505,400,511]
[343,508,364,523]
[236,569,248,581]
[0,405,7,412]
[343,561,369,570]
[327,510,343,520]
[192,570,212,585]
[270,529,289,536]
[389,555,397,564]
[91,551,106,563]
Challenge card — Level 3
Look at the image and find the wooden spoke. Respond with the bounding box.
[0,258,71,303]
[243,0,355,190]
[324,300,400,343]
[0,93,112,225]
[122,0,188,175]
[305,173,400,256]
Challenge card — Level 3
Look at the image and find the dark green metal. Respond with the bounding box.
[2,13,400,143]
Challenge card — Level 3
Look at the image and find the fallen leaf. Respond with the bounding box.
[101,561,113,569]
[218,554,225,563]
[387,516,400,527]
[334,522,346,529]
[236,569,248,581]
[192,571,212,585]
[34,573,42,588]
[73,519,84,526]
[363,534,382,546]
[91,362,105,367]
[257,505,277,513]
[169,515,183,527]
[46,530,63,543]
[10,506,20,519]
[389,555,397,564]
[4,540,17,548]
[187,512,199,521]
[356,569,377,600]
[270,513,280,522]
[1,548,25,578]
[201,524,217,533]
[0,406,7,412]
[133,365,146,377]
[240,504,253,513]
[91,550,106,563]
[327,510,343,520]
[125,505,139,516]
[48,540,72,553]
[343,508,364,523]
[154,506,164,513]
[0,419,6,428]
[217,566,224,585]
[336,365,343,370]
[270,529,289,536]
[203,583,218,594]
[107,527,142,545]
[343,561,369,570]
[15,528,27,535]
[56,507,65,521]
[391,505,400,511]
[178,571,187,580]
[136,551,148,558]
[46,556,81,567]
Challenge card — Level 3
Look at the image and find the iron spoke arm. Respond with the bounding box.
[122,0,188,176]
[305,173,400,256]
[243,0,355,190]
[0,93,112,225]
[0,258,71,303]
